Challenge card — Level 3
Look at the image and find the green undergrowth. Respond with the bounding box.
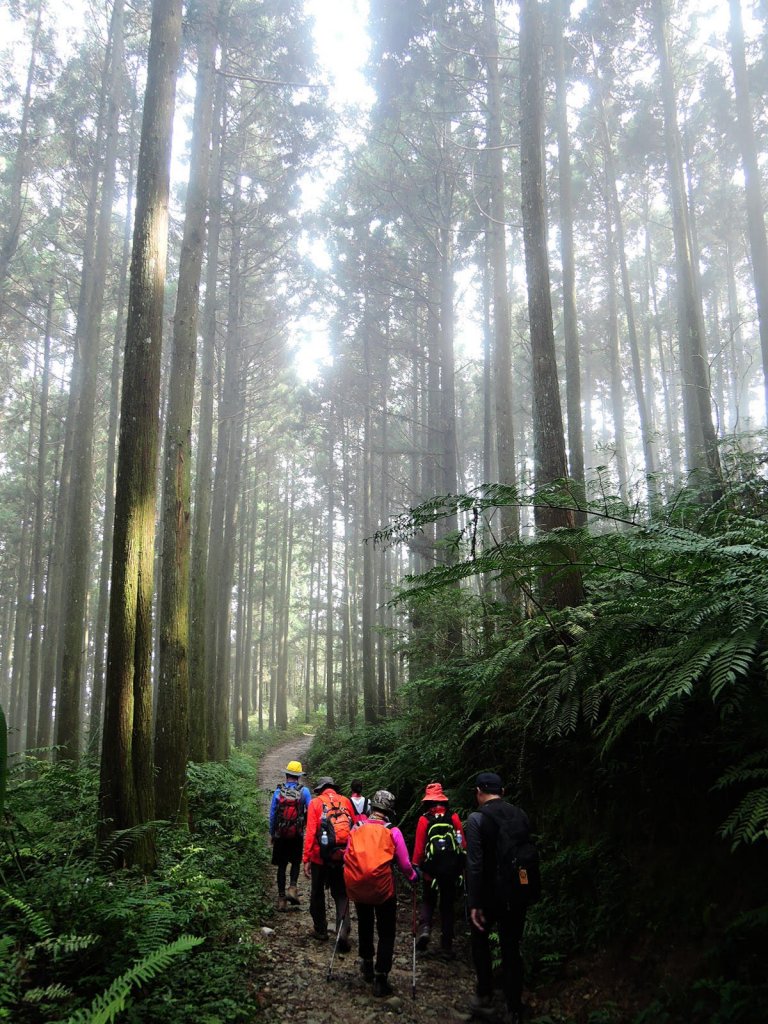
[0,745,271,1023]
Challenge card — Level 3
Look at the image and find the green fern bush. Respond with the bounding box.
[0,751,270,1023]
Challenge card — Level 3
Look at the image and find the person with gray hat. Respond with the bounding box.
[465,772,539,1024]
[342,789,420,997]
[302,777,355,947]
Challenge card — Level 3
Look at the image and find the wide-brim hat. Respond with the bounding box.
[285,760,304,775]
[422,782,449,803]
[313,776,335,794]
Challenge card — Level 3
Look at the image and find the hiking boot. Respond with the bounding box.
[373,973,393,998]
[468,993,495,1019]
[415,925,430,951]
[277,896,287,912]
[309,927,328,941]
[360,958,375,982]
[286,885,300,905]
[337,938,351,954]
[437,944,455,961]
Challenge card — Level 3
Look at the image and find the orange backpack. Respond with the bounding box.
[343,822,396,904]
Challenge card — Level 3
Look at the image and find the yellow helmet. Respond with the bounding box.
[285,760,304,775]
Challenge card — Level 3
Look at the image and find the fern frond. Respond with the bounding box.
[1,892,53,941]
[719,788,768,849]
[23,982,73,1004]
[62,934,203,1024]
[95,820,167,869]
[714,750,768,789]
[38,933,98,959]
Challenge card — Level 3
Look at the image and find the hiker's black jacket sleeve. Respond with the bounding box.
[465,810,489,909]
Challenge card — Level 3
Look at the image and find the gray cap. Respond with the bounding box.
[313,776,335,794]
[371,789,396,814]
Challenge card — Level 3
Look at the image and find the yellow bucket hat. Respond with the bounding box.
[285,760,304,775]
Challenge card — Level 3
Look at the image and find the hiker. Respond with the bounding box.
[350,779,370,818]
[411,781,466,959]
[465,771,539,1024]
[302,776,355,949]
[269,760,312,912]
[343,789,420,997]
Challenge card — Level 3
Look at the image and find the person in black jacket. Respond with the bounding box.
[465,771,531,1024]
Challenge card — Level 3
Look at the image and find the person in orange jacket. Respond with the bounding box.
[302,776,355,948]
[411,782,466,958]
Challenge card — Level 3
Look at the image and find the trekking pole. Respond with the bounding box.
[326,898,349,981]
[411,885,417,999]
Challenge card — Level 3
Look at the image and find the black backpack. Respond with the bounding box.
[422,812,464,882]
[480,802,541,907]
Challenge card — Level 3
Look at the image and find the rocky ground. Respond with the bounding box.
[252,736,491,1024]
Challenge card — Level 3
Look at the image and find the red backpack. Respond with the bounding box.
[274,783,305,839]
[343,822,396,904]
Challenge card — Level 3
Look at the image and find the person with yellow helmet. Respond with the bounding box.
[269,760,312,911]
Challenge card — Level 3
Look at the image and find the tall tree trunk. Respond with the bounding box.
[256,485,271,732]
[207,162,244,761]
[91,88,138,744]
[361,302,377,726]
[0,0,43,298]
[553,0,586,520]
[99,0,183,870]
[519,0,583,609]
[25,279,54,752]
[652,0,721,492]
[8,425,35,753]
[57,0,126,761]
[729,0,768,421]
[604,192,629,502]
[324,407,336,729]
[482,0,519,544]
[239,458,258,744]
[276,472,295,730]
[155,0,219,820]
[189,42,228,762]
[725,238,749,430]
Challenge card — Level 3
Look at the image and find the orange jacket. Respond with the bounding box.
[302,789,357,865]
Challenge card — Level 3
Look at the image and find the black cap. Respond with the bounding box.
[476,771,503,794]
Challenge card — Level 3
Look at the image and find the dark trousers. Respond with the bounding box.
[470,903,527,1012]
[418,875,458,949]
[309,861,350,940]
[271,836,301,895]
[356,897,397,975]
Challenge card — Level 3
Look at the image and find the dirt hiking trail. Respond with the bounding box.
[253,735,483,1024]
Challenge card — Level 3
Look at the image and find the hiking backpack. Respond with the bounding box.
[317,795,353,864]
[422,812,464,883]
[343,822,396,904]
[274,783,305,840]
[480,803,541,907]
